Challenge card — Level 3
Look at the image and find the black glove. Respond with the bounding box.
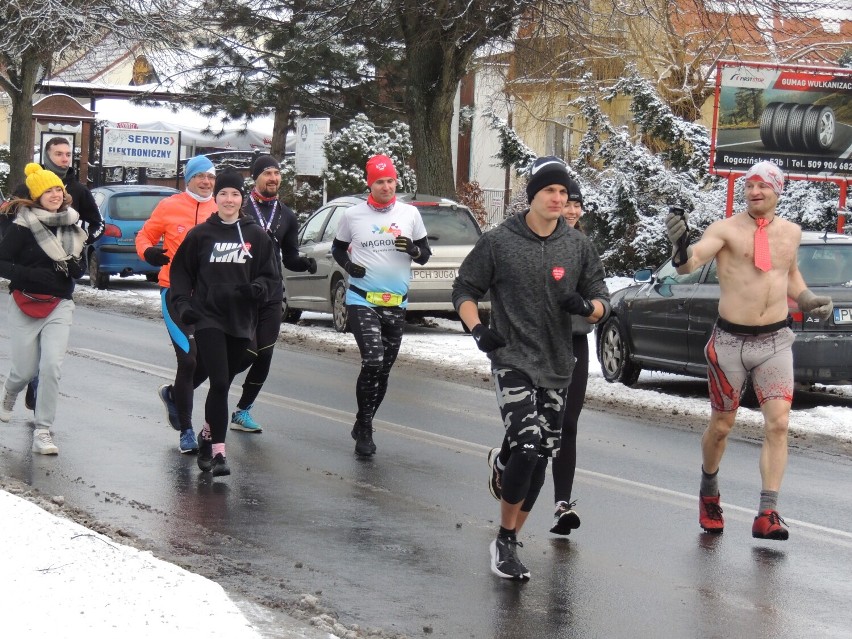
[181,308,201,325]
[665,207,690,267]
[561,292,594,317]
[394,236,421,258]
[471,324,507,353]
[302,257,318,274]
[236,282,265,301]
[143,247,170,267]
[344,261,366,278]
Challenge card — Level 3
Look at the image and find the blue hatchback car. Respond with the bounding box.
[88,184,179,288]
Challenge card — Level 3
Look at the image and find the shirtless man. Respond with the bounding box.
[666,161,833,541]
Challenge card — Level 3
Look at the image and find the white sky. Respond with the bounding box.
[1,275,849,636]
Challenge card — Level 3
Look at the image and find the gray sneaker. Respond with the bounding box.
[32,429,58,455]
[550,500,581,535]
[489,536,530,580]
[0,390,16,422]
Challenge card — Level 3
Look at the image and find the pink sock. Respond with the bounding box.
[212,443,225,457]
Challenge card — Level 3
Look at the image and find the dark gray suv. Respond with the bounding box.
[283,193,489,332]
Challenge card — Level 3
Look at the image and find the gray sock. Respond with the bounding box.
[700,466,719,497]
[759,490,779,512]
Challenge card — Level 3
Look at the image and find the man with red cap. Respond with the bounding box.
[331,154,431,456]
[665,160,833,541]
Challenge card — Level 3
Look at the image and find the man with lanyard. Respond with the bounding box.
[229,154,318,433]
[8,137,104,412]
[135,155,218,454]
[331,154,431,456]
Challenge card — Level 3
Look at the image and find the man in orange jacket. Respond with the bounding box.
[136,155,217,453]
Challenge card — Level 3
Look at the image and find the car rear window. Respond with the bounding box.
[419,206,481,245]
[109,194,171,221]
[798,244,852,287]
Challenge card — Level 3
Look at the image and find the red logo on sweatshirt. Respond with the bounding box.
[551,266,565,281]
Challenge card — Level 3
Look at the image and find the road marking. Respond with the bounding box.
[73,347,852,546]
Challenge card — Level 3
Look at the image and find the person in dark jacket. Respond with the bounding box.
[0,163,87,455]
[228,154,317,433]
[168,169,278,477]
[453,156,610,581]
[6,137,104,412]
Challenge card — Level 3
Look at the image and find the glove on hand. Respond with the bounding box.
[143,247,170,267]
[181,308,201,325]
[344,261,366,278]
[561,292,595,317]
[471,324,507,353]
[797,289,834,320]
[665,207,690,267]
[394,236,420,258]
[237,282,264,301]
[303,257,318,274]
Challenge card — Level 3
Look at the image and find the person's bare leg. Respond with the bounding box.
[758,399,790,491]
[702,409,737,474]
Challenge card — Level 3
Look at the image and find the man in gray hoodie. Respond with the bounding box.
[453,156,610,581]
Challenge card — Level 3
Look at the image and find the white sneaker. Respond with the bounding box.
[0,391,16,422]
[32,429,59,455]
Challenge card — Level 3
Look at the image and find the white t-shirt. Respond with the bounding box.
[335,200,428,308]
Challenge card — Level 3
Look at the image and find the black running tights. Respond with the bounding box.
[194,328,251,444]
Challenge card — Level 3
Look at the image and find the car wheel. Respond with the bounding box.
[282,298,302,323]
[331,279,349,333]
[599,317,641,386]
[759,102,780,149]
[771,102,795,150]
[802,105,835,152]
[88,250,109,289]
[785,104,809,151]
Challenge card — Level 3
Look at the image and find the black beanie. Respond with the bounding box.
[251,154,280,180]
[567,176,583,204]
[526,155,572,203]
[214,169,245,197]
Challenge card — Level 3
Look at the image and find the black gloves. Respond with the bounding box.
[471,324,506,353]
[561,292,595,317]
[181,308,201,325]
[344,261,366,278]
[665,207,690,267]
[394,236,421,258]
[302,257,318,274]
[143,247,170,267]
[237,282,265,301]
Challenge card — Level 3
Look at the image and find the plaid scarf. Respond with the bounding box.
[13,205,87,275]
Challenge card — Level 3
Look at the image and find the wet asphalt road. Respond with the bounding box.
[1,298,852,638]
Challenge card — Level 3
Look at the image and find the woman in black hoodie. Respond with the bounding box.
[169,169,277,477]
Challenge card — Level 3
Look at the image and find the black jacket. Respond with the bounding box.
[169,213,278,339]
[0,206,86,299]
[241,193,312,302]
[11,167,103,243]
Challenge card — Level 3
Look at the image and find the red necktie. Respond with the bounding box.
[754,218,771,272]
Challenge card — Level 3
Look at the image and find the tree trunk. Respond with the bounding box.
[406,87,456,198]
[7,56,40,183]
[271,89,292,160]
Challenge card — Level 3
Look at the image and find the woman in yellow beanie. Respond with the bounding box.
[0,163,88,455]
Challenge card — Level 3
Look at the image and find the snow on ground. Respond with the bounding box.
[3,274,850,638]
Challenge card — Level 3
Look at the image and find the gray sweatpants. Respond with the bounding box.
[3,298,74,430]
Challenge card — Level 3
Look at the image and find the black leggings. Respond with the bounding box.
[237,301,281,409]
[194,328,251,445]
[163,288,208,431]
[347,304,406,425]
[552,334,589,504]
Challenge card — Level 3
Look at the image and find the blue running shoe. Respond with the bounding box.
[158,384,181,431]
[179,428,198,454]
[230,405,263,433]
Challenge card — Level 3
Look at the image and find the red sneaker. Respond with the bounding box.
[699,494,724,533]
[752,509,789,540]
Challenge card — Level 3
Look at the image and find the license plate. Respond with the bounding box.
[411,269,456,281]
[834,307,852,324]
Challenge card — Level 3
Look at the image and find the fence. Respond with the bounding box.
[481,188,510,228]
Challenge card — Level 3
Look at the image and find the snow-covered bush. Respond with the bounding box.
[322,113,416,198]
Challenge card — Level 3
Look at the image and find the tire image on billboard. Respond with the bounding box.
[759,101,835,152]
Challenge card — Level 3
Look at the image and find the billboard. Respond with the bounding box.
[710,61,852,179]
[294,118,330,177]
[101,127,180,171]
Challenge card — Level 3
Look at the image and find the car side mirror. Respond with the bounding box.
[634,268,653,283]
